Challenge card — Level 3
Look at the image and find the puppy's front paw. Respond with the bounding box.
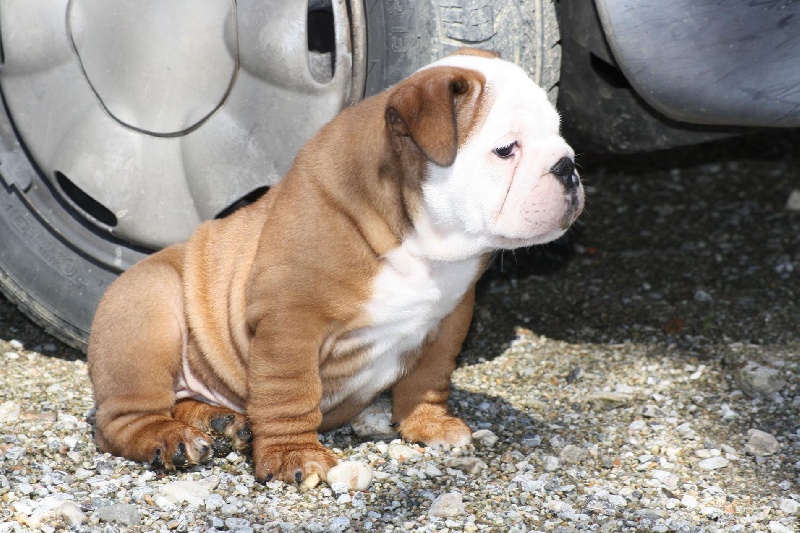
[252,440,339,484]
[397,406,472,448]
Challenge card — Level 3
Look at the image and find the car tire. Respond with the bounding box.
[0,0,561,352]
[364,0,561,104]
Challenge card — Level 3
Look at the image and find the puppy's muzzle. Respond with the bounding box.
[550,156,579,192]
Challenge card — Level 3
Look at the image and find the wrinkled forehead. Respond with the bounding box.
[422,54,561,139]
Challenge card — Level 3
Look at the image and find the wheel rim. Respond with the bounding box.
[0,0,365,267]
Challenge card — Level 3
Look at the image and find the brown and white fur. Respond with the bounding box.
[87,48,584,484]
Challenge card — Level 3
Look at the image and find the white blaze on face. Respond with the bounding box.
[410,55,584,261]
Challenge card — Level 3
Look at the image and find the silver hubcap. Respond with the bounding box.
[0,0,364,251]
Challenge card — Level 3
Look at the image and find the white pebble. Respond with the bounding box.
[0,401,21,423]
[628,420,647,431]
[779,498,800,514]
[205,493,225,511]
[25,496,70,527]
[681,495,698,509]
[698,456,729,470]
[8,339,23,350]
[651,470,679,490]
[547,499,570,513]
[159,480,210,506]
[387,442,421,461]
[608,495,627,507]
[57,501,88,527]
[769,521,793,533]
[701,506,723,519]
[220,503,238,515]
[429,492,466,517]
[74,468,93,480]
[615,383,634,394]
[326,461,373,492]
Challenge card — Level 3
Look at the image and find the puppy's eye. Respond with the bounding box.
[493,142,516,158]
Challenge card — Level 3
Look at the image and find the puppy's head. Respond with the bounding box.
[385,51,584,260]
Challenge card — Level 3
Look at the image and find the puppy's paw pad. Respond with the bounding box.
[253,442,339,484]
[399,414,472,448]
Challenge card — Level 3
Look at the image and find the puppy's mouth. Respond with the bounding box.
[559,190,584,230]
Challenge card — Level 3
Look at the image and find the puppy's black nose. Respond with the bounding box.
[551,157,578,190]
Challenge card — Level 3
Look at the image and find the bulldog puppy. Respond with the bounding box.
[88,48,584,484]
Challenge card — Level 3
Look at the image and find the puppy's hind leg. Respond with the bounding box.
[88,246,212,470]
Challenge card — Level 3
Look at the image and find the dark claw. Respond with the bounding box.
[295,471,303,484]
[151,448,164,469]
[172,442,188,467]
[210,414,236,434]
[264,473,273,483]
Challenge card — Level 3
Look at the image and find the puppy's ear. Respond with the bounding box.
[386,68,485,167]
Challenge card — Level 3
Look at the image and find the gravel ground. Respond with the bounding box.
[1,131,799,532]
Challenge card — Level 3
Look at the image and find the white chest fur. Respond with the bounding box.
[320,240,481,411]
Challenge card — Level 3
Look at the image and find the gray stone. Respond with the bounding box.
[560,445,589,464]
[543,455,560,472]
[734,362,786,398]
[472,429,499,448]
[694,289,713,302]
[745,429,780,456]
[350,396,398,439]
[4,446,25,461]
[224,517,252,531]
[786,189,800,211]
[97,503,141,526]
[429,492,466,518]
[585,391,631,407]
[444,456,488,475]
[328,516,352,533]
